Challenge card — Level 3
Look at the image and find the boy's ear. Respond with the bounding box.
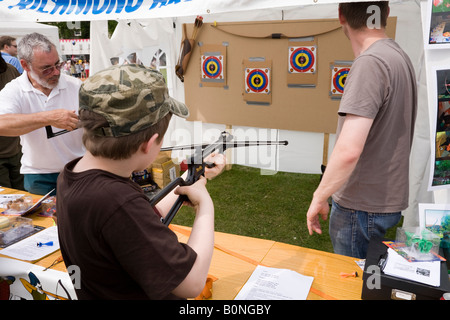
[142,133,159,154]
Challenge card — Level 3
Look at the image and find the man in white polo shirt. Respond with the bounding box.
[0,33,84,195]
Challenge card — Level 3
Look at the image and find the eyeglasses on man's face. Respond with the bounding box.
[39,61,65,76]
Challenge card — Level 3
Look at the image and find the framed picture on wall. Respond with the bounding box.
[430,67,450,189]
[417,204,450,268]
[419,203,450,240]
[426,0,450,49]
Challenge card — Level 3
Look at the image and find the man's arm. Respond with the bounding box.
[306,114,374,235]
[0,109,79,136]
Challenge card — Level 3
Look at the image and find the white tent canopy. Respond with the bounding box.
[0,0,440,227]
[0,21,60,54]
[0,0,361,22]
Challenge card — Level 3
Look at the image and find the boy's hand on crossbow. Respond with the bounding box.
[174,176,212,209]
[204,152,226,180]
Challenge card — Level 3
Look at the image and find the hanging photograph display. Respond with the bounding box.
[199,43,227,87]
[243,59,272,105]
[418,203,450,267]
[425,0,450,49]
[419,203,450,236]
[431,68,450,188]
[329,62,352,100]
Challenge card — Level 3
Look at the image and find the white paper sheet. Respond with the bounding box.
[235,265,314,300]
[0,226,59,261]
[383,248,441,287]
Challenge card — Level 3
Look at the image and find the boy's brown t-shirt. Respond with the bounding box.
[332,38,417,213]
[56,158,197,300]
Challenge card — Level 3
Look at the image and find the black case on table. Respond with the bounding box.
[361,237,450,300]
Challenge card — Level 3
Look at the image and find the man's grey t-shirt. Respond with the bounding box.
[332,38,417,213]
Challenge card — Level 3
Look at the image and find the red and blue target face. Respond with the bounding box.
[245,68,270,93]
[332,67,350,94]
[289,46,316,73]
[202,55,223,79]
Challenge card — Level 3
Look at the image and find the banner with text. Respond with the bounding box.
[0,0,320,22]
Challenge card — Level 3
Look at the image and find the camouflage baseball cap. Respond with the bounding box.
[79,64,189,137]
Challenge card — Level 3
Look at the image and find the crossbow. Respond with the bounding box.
[150,131,288,225]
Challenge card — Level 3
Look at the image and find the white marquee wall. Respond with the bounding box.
[0,0,438,227]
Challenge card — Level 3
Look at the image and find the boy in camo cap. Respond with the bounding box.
[56,64,224,300]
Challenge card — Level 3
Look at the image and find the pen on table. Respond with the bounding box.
[37,241,53,247]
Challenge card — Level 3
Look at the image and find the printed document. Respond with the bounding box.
[0,226,59,261]
[383,248,441,287]
[235,265,314,300]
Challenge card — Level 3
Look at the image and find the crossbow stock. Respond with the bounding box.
[150,131,288,225]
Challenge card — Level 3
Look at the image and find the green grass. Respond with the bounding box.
[172,165,403,253]
[171,165,334,253]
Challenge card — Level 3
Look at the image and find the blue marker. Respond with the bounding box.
[37,241,53,247]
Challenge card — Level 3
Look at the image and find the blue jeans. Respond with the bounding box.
[329,199,401,259]
[24,173,59,196]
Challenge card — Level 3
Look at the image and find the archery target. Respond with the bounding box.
[201,55,224,79]
[289,46,316,73]
[245,68,270,93]
[331,67,350,94]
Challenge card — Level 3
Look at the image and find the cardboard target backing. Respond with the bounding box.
[200,43,227,87]
[243,59,272,104]
[329,61,353,100]
[287,37,318,88]
[183,18,396,134]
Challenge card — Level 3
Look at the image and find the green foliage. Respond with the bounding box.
[43,20,118,39]
[44,21,90,39]
[442,215,450,232]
